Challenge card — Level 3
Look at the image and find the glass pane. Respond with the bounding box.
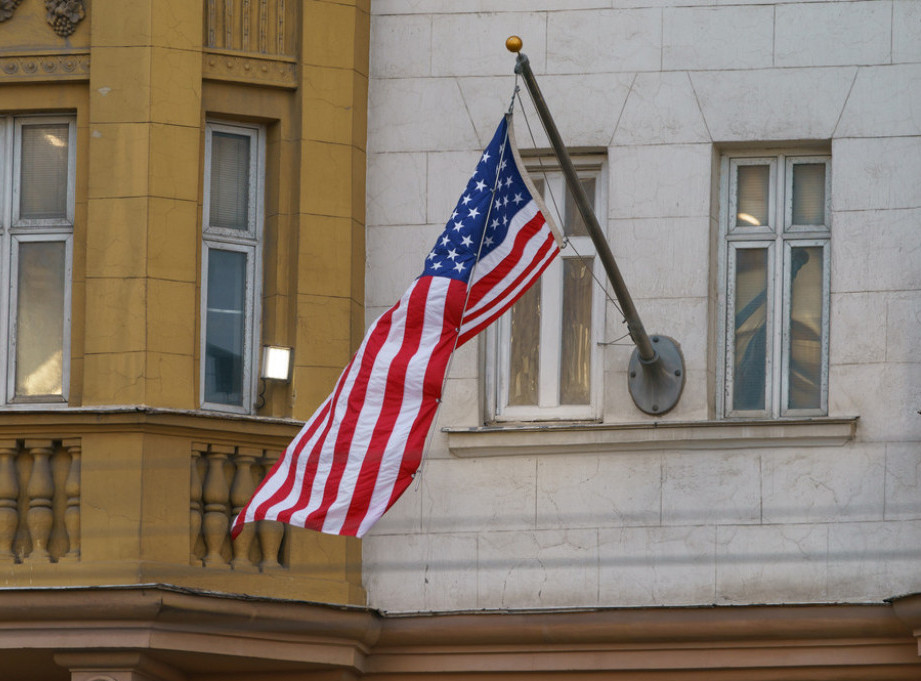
[788,246,823,410]
[209,131,251,231]
[732,248,768,411]
[15,241,66,397]
[791,163,825,226]
[20,124,69,220]
[736,164,769,227]
[560,257,592,404]
[564,178,594,237]
[205,249,247,406]
[507,280,540,406]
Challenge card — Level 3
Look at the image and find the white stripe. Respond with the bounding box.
[353,277,452,537]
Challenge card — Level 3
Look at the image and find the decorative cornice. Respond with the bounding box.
[0,51,89,81]
[202,48,296,89]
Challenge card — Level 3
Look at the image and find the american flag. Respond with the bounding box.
[231,115,560,538]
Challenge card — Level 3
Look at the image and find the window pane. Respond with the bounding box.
[20,123,68,220]
[209,132,251,231]
[205,249,247,406]
[560,257,592,404]
[15,241,65,397]
[788,246,823,409]
[732,248,768,411]
[791,163,825,225]
[736,165,769,227]
[564,178,594,237]
[507,280,540,406]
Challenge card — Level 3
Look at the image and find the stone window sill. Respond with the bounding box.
[444,417,858,458]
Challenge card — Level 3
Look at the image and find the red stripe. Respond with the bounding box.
[304,277,434,528]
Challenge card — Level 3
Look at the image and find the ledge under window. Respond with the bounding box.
[444,417,858,458]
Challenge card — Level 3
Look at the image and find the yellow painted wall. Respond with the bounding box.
[0,0,369,605]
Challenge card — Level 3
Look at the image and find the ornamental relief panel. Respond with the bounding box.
[0,51,88,81]
[0,0,86,38]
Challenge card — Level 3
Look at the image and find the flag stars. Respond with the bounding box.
[513,193,524,205]
[446,248,458,261]
[474,179,487,192]
[453,221,464,232]
[481,150,491,164]
[461,194,472,205]
[441,235,450,247]
[468,206,480,219]
[453,261,466,273]
[460,235,473,247]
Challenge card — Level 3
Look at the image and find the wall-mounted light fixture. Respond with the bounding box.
[260,345,292,382]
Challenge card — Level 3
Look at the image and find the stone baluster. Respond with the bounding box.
[230,448,260,569]
[0,441,19,563]
[257,450,284,569]
[190,443,207,565]
[202,444,233,568]
[24,440,54,562]
[60,439,81,561]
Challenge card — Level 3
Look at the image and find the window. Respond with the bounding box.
[200,121,264,413]
[0,115,75,406]
[487,161,605,421]
[719,153,830,418]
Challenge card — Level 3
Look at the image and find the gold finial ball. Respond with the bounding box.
[506,35,523,53]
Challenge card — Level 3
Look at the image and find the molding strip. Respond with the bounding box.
[0,51,89,82]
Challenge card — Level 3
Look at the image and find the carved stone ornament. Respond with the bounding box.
[0,0,24,23]
[45,0,85,37]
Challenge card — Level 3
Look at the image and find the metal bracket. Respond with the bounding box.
[628,335,685,416]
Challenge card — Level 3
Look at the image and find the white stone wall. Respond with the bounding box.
[363,0,921,613]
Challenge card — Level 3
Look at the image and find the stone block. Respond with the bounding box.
[366,152,427,227]
[85,198,148,278]
[829,292,887,365]
[421,457,537,533]
[145,351,195,409]
[364,223,439,307]
[458,72,632,149]
[425,151,481,225]
[775,1,890,67]
[836,65,921,138]
[833,137,921,211]
[371,14,432,78]
[439,376,481,427]
[761,444,885,524]
[827,520,921,602]
[151,0,204,50]
[885,443,921,520]
[295,295,354,369]
[363,533,428,612]
[298,215,357,299]
[662,451,761,526]
[691,67,854,141]
[894,0,921,63]
[886,292,921,364]
[609,144,712,219]
[148,123,201,202]
[614,72,711,145]
[149,47,203,127]
[89,47,152,124]
[609,217,711,299]
[85,277,147,355]
[147,279,196,355]
[828,363,921,442]
[82,351,146,405]
[536,452,662,529]
[477,528,598,609]
[87,123,151,200]
[663,5,774,71]
[716,523,828,604]
[599,525,717,606]
[300,140,356,217]
[302,66,361,146]
[147,198,198,283]
[303,1,361,70]
[431,11,546,77]
[547,9,660,74]
[368,77,479,153]
[367,474,422,535]
[831,209,921,293]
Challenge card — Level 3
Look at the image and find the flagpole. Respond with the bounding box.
[506,36,685,416]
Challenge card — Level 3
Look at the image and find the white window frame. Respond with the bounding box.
[486,159,606,423]
[718,151,831,419]
[199,120,265,414]
[0,114,76,408]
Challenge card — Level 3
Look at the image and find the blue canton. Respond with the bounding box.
[421,117,532,283]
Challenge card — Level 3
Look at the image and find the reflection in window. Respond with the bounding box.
[732,248,768,412]
[205,249,247,406]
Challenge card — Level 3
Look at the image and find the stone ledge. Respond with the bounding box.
[444,417,858,457]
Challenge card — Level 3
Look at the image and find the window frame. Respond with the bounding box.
[199,120,265,414]
[486,158,606,423]
[718,151,831,419]
[0,114,76,408]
